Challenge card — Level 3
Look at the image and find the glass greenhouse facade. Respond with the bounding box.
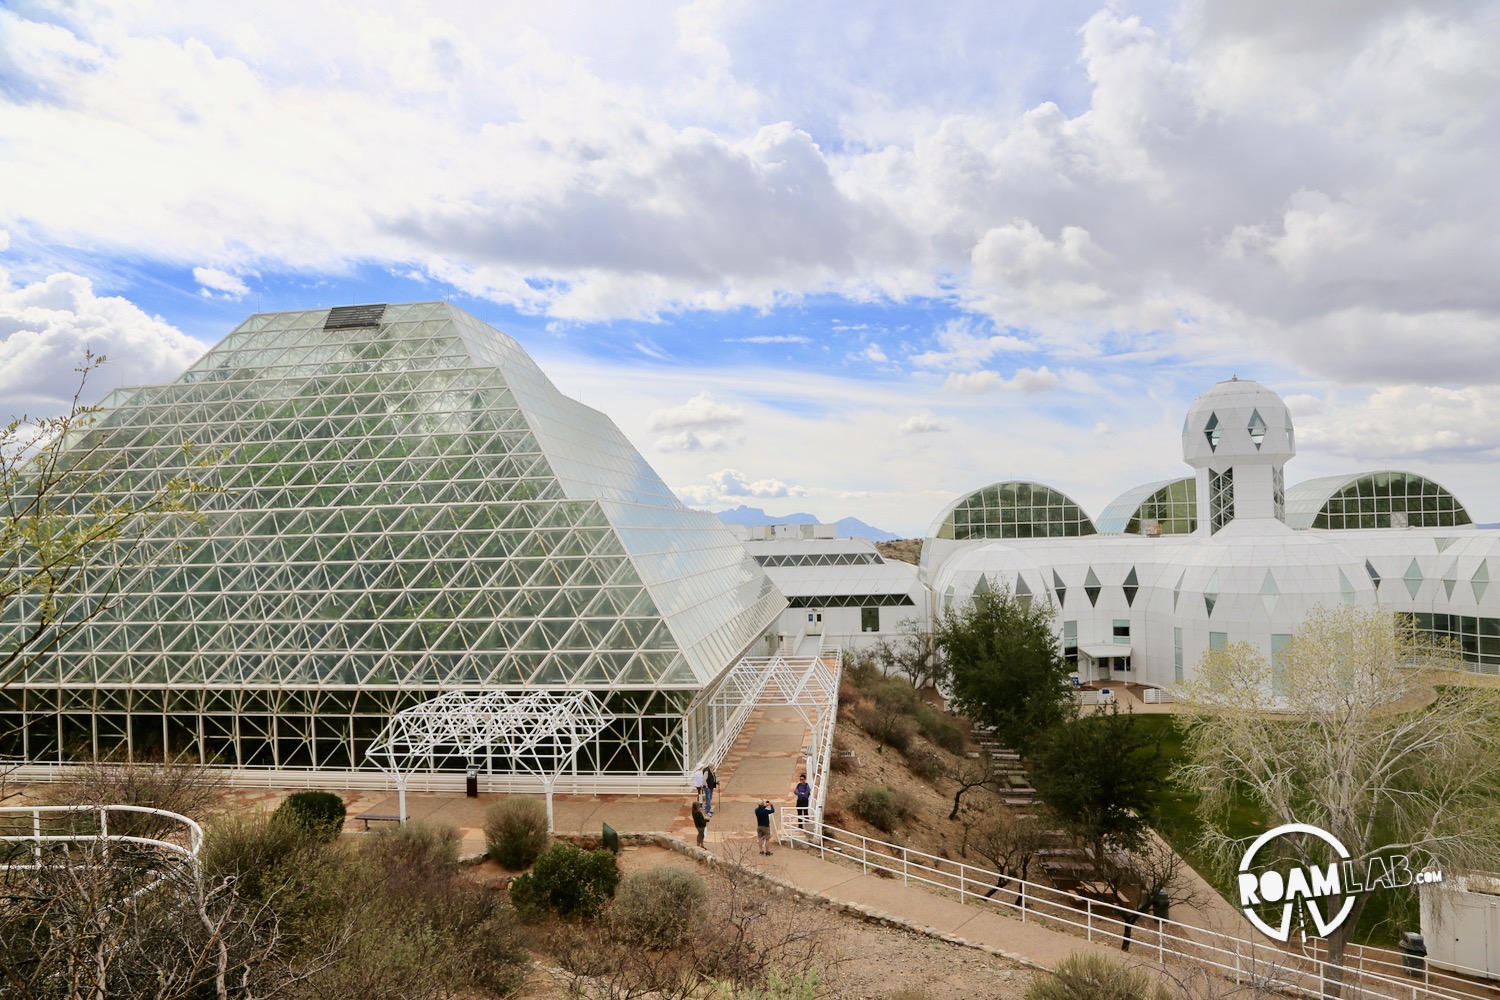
[0,303,785,776]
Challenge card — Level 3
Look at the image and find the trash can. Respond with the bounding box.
[1150,889,1170,920]
[465,763,479,798]
[1398,932,1426,976]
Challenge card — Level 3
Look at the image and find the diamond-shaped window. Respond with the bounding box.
[1123,567,1139,607]
[1404,559,1423,599]
[1474,561,1490,603]
[1366,559,1381,591]
[1261,570,1280,617]
[1084,568,1101,607]
[1205,412,1221,452]
[1204,572,1219,617]
[1053,570,1067,609]
[1248,409,1267,450]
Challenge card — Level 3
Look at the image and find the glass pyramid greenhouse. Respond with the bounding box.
[0,302,785,776]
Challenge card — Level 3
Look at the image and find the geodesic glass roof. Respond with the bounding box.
[5,302,783,692]
[1096,477,1196,535]
[929,480,1097,540]
[1284,471,1472,530]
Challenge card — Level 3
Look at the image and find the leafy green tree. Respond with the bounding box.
[935,586,1074,754]
[1030,703,1166,863]
[1,354,215,687]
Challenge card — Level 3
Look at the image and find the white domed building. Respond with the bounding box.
[922,378,1500,688]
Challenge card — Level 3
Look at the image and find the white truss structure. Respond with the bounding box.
[366,689,610,829]
[691,652,841,836]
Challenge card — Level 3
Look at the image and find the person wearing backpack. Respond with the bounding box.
[703,765,719,815]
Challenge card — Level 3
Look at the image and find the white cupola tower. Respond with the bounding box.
[1181,378,1295,533]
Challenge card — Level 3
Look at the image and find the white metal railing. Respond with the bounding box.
[782,822,1495,1000]
[1,804,204,864]
[1,804,204,901]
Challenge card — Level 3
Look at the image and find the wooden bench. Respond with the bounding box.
[354,812,406,830]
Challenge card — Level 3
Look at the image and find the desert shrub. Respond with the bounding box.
[364,821,462,903]
[837,682,862,708]
[905,748,945,782]
[301,833,529,999]
[484,797,549,870]
[704,970,821,1000]
[915,706,968,754]
[509,842,619,919]
[273,790,346,840]
[821,806,846,827]
[38,755,223,839]
[609,866,708,949]
[199,811,352,939]
[1026,952,1171,1000]
[852,703,916,753]
[849,785,900,833]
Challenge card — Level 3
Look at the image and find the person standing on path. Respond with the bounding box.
[691,800,709,848]
[754,800,775,855]
[793,773,811,829]
[691,766,706,804]
[703,765,718,815]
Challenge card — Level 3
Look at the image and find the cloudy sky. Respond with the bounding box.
[3,0,1499,536]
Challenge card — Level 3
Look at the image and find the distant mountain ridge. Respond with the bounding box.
[713,505,899,542]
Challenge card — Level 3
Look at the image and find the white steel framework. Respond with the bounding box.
[1,804,204,902]
[366,689,610,829]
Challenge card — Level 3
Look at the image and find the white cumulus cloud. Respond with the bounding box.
[0,270,206,416]
[646,391,745,432]
[192,266,250,299]
[898,413,946,434]
[942,366,1059,394]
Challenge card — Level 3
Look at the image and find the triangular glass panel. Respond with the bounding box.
[1444,562,1457,600]
[1473,561,1490,603]
[1339,568,1356,604]
[1435,537,1457,553]
[1015,574,1032,612]
[974,574,991,596]
[1366,560,1381,590]
[1205,412,1221,452]
[1204,572,1219,617]
[1173,571,1185,611]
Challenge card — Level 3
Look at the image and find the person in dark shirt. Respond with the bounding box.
[754,800,775,855]
[793,773,811,828]
[691,800,709,848]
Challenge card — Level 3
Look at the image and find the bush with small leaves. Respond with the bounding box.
[1025,952,1172,1000]
[273,790,346,841]
[609,866,708,949]
[915,706,969,754]
[905,749,946,782]
[484,797,549,870]
[849,785,901,833]
[509,842,619,919]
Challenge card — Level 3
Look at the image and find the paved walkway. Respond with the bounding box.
[330,696,1133,973]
